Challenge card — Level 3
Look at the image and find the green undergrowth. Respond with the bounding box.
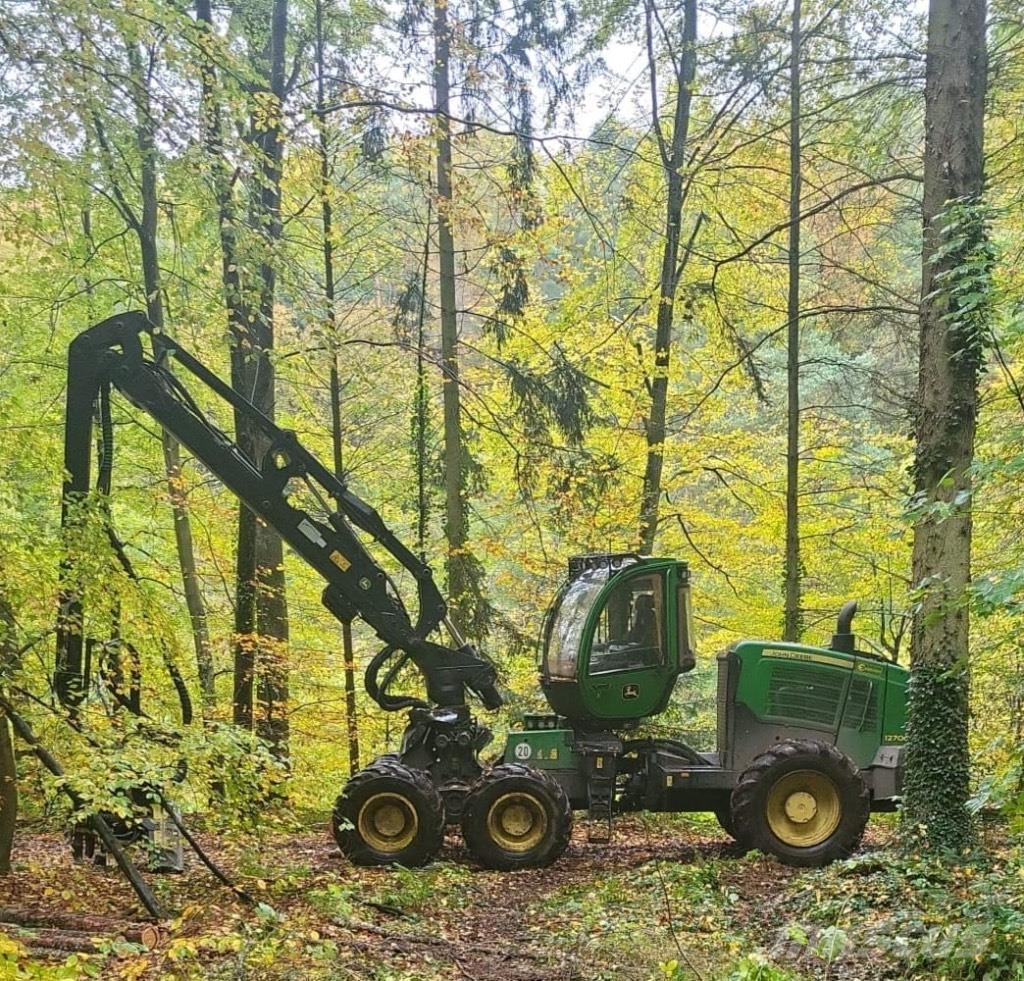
[6,819,1024,980]
[527,851,793,980]
[308,862,475,924]
[778,844,1024,979]
[523,825,1024,980]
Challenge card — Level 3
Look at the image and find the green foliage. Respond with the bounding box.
[903,661,974,852]
[929,196,997,380]
[785,847,1024,979]
[0,949,103,980]
[309,863,473,925]
[969,739,1024,830]
[725,953,797,981]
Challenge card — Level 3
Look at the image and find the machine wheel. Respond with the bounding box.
[461,763,572,871]
[731,739,869,867]
[332,759,444,867]
[714,804,741,842]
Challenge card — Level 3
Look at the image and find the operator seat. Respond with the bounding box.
[628,594,658,649]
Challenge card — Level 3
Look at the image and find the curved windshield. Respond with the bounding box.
[543,569,609,679]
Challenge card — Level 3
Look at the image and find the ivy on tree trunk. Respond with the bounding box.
[904,0,988,853]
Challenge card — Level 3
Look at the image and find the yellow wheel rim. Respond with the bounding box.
[357,793,419,853]
[766,770,842,847]
[486,792,548,853]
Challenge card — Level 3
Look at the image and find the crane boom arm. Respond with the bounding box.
[56,312,502,714]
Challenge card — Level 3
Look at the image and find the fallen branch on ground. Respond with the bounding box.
[0,908,159,947]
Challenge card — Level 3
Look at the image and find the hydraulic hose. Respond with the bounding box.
[364,644,428,711]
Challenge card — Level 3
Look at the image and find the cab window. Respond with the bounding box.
[543,569,609,680]
[587,572,665,675]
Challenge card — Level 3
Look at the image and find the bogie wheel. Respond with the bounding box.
[333,760,444,867]
[461,763,572,871]
[731,739,869,867]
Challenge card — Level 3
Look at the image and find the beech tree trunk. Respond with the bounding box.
[415,200,433,565]
[246,0,290,756]
[433,0,469,627]
[783,0,802,642]
[903,0,987,851]
[637,0,698,554]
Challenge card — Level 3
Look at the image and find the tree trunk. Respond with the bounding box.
[125,40,216,710]
[415,198,433,564]
[196,0,290,752]
[0,705,13,875]
[637,0,698,554]
[903,0,987,852]
[432,0,470,629]
[248,0,290,757]
[315,0,359,775]
[783,0,802,642]
[195,0,251,730]
[0,909,158,947]
[0,594,15,874]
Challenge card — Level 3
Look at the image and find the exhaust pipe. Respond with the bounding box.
[831,600,858,654]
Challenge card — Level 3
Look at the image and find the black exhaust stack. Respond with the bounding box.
[831,600,858,654]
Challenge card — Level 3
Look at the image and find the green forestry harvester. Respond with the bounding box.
[57,314,909,872]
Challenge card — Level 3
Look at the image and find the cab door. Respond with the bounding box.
[579,564,680,721]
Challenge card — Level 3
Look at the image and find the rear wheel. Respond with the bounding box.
[731,739,869,867]
[333,759,444,867]
[714,804,740,842]
[461,763,572,870]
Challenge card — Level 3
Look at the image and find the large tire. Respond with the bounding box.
[714,804,740,842]
[333,759,444,867]
[731,739,869,867]
[461,763,572,871]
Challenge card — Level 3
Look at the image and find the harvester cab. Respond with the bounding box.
[541,553,696,724]
[490,552,909,870]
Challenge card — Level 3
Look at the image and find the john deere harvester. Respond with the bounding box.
[332,549,907,870]
[59,314,909,874]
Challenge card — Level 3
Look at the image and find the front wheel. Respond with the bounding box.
[461,763,572,870]
[333,759,444,867]
[731,739,869,867]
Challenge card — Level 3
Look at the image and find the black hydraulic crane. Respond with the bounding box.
[56,312,503,852]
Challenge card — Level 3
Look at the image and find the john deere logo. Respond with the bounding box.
[623,684,639,699]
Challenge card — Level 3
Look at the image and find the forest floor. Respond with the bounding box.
[0,813,1021,980]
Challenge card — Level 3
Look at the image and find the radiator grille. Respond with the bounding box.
[767,662,846,726]
[842,676,878,731]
